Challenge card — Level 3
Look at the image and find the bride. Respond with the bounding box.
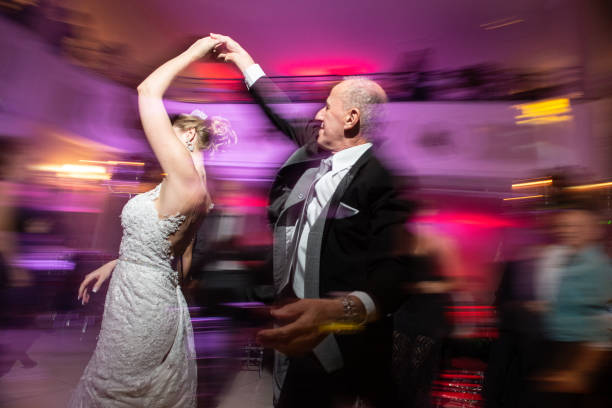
[69,37,236,407]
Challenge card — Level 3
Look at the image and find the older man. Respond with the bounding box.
[212,33,412,407]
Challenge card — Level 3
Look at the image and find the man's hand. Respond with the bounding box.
[256,298,346,355]
[209,33,255,72]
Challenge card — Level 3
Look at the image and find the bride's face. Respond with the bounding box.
[173,126,197,150]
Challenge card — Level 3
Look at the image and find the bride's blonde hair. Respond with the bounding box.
[172,113,237,154]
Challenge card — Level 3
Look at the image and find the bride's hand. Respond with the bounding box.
[187,36,221,60]
[78,260,116,305]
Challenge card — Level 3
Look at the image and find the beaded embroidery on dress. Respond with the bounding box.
[69,184,197,407]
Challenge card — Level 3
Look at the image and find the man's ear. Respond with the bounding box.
[344,108,360,130]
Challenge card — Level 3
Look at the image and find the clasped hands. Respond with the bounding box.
[187,33,254,72]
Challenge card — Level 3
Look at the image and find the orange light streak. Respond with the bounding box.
[503,195,544,201]
[511,179,552,189]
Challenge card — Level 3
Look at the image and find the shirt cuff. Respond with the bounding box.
[244,64,265,89]
[349,291,377,322]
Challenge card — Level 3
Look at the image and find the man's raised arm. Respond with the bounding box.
[211,33,318,148]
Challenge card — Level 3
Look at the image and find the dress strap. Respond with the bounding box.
[149,183,162,200]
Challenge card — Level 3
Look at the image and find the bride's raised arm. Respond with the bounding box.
[137,37,218,187]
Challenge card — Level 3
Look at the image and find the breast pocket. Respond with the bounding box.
[334,202,360,219]
[330,201,369,247]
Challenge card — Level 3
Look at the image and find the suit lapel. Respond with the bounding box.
[327,147,372,219]
[279,167,318,219]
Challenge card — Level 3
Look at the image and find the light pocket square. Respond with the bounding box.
[335,202,360,219]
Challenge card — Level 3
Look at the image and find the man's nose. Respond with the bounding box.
[314,108,324,120]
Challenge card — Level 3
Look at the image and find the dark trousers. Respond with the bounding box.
[276,351,398,408]
[484,331,543,408]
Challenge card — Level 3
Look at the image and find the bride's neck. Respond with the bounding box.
[190,151,206,180]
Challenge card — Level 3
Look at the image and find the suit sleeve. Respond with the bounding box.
[249,77,319,150]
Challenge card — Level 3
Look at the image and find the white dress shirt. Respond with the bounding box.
[242,63,377,320]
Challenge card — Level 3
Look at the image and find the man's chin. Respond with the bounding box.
[316,134,341,153]
[316,141,333,152]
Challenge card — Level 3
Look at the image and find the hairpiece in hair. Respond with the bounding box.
[208,116,238,156]
[189,109,208,121]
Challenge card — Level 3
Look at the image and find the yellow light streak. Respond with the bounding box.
[516,115,573,125]
[33,164,106,173]
[318,322,364,333]
[513,99,572,125]
[79,160,145,166]
[30,164,110,180]
[57,173,111,180]
[514,99,571,117]
[512,179,553,189]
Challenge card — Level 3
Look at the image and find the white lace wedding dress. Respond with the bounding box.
[69,184,197,407]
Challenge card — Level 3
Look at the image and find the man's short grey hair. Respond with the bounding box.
[340,77,388,140]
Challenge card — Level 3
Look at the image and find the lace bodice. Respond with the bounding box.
[118,184,186,283]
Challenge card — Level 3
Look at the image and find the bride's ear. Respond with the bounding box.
[187,128,197,142]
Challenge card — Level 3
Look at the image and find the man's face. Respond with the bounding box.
[314,83,348,152]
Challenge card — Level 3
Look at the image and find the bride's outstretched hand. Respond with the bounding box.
[78,260,117,305]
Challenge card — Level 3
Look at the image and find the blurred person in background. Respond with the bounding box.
[0,139,20,314]
[484,174,604,408]
[212,33,414,407]
[0,139,33,297]
[69,37,237,407]
[527,197,612,407]
[392,213,457,408]
[484,210,554,408]
[489,190,612,408]
[0,138,40,376]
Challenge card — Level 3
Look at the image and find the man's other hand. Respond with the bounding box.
[256,298,345,355]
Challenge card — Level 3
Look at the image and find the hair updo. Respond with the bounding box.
[171,113,237,155]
